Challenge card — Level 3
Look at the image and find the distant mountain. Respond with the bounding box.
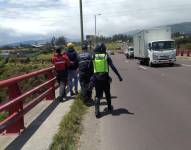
[0,39,51,48]
[126,22,191,35]
[169,22,191,34]
[0,37,80,48]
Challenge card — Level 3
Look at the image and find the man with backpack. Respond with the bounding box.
[78,41,93,104]
[66,43,79,96]
[51,46,70,102]
[91,43,123,118]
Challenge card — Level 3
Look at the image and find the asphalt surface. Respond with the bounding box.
[98,54,191,150]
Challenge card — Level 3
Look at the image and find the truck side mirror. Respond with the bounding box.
[148,43,152,50]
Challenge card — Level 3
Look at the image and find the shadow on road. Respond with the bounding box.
[138,62,182,68]
[5,99,60,150]
[85,96,118,107]
[100,108,134,118]
[153,63,182,68]
[102,96,118,100]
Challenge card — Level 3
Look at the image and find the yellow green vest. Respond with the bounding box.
[93,54,109,73]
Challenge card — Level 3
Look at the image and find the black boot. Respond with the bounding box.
[95,98,100,118]
[108,105,113,112]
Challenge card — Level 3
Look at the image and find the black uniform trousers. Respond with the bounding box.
[79,75,92,101]
[95,79,111,106]
[56,70,68,98]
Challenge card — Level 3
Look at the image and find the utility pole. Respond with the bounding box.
[79,0,84,45]
[95,15,97,46]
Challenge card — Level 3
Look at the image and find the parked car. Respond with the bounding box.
[107,50,114,55]
[125,47,134,58]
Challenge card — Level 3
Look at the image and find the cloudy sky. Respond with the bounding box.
[0,0,191,45]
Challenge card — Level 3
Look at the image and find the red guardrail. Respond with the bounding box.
[0,66,56,134]
[176,50,191,57]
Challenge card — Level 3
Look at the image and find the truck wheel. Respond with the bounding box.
[145,59,149,66]
[149,61,153,67]
[140,60,144,65]
[169,63,174,67]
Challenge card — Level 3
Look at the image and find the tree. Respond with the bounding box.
[55,36,67,46]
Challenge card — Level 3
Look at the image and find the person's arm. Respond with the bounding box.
[75,51,79,68]
[51,56,54,64]
[88,53,94,76]
[108,55,123,81]
[63,54,70,68]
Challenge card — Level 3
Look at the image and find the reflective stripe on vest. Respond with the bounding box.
[93,54,109,73]
[54,61,66,64]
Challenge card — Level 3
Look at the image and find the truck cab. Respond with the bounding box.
[148,40,176,66]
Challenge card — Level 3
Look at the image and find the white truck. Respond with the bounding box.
[133,27,176,66]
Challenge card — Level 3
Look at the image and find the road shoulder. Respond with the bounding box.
[79,107,101,150]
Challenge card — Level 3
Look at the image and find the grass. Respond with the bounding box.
[179,43,191,50]
[106,42,121,50]
[176,56,191,60]
[0,111,9,122]
[0,53,52,103]
[35,53,52,61]
[50,95,87,150]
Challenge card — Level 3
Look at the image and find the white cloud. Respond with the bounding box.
[0,0,191,44]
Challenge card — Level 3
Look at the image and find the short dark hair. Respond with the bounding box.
[94,43,107,53]
[55,46,62,54]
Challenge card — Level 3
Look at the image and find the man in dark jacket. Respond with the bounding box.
[66,43,79,96]
[51,46,70,102]
[78,42,93,104]
[91,43,123,118]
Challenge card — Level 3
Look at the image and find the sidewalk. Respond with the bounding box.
[0,90,74,150]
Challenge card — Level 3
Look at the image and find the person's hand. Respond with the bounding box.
[109,76,112,83]
[119,76,123,82]
[88,81,94,91]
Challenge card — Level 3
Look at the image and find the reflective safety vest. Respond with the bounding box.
[93,53,109,73]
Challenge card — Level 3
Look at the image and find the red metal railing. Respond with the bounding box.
[176,50,191,57]
[0,66,56,134]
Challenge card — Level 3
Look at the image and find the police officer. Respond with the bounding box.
[92,43,123,118]
[78,42,93,104]
[51,46,70,102]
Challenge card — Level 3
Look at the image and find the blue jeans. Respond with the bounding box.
[68,70,78,94]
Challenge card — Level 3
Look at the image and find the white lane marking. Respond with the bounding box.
[181,64,191,67]
[125,60,128,63]
[138,66,147,70]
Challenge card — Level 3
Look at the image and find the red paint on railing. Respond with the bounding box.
[176,50,191,57]
[0,66,56,134]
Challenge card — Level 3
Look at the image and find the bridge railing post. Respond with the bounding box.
[187,50,190,57]
[46,70,55,100]
[6,83,24,134]
[181,50,184,56]
[176,50,179,56]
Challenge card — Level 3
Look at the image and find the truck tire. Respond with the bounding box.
[140,60,144,65]
[145,59,149,66]
[149,61,153,67]
[169,63,174,67]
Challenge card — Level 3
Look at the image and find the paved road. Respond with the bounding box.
[98,54,191,150]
